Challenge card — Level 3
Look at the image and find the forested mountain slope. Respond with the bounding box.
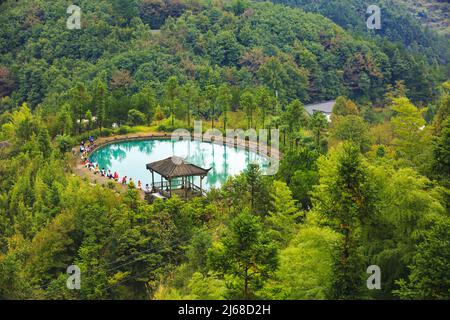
[269,0,449,63]
[396,0,449,35]
[0,0,445,119]
[0,0,449,301]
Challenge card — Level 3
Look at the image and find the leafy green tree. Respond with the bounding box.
[240,90,255,129]
[266,180,300,245]
[331,115,372,152]
[394,216,450,300]
[164,76,179,128]
[37,128,51,158]
[55,134,74,154]
[205,85,218,129]
[364,165,447,297]
[255,86,273,128]
[384,80,408,105]
[186,228,213,276]
[93,80,108,131]
[229,0,250,15]
[244,164,271,216]
[310,112,328,150]
[85,110,93,131]
[312,142,376,299]
[208,31,242,66]
[282,99,308,147]
[431,118,450,188]
[257,57,286,99]
[55,104,72,136]
[184,272,226,300]
[262,226,339,299]
[216,84,232,131]
[209,211,278,299]
[432,81,450,135]
[131,87,156,123]
[154,105,165,124]
[181,82,200,127]
[112,0,139,25]
[290,169,319,210]
[332,96,359,117]
[391,97,426,163]
[70,83,91,134]
[127,109,147,126]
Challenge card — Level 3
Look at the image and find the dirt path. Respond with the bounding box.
[70,131,170,200]
[72,161,147,200]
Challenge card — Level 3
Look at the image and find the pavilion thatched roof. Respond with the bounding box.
[146,156,210,179]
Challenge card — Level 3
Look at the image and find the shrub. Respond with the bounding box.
[127,109,147,126]
[117,125,133,135]
[78,129,100,142]
[157,117,186,132]
[55,134,75,154]
[99,128,113,137]
[106,181,116,190]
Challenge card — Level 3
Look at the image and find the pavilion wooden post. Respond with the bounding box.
[151,170,155,191]
[169,178,172,197]
[200,176,203,194]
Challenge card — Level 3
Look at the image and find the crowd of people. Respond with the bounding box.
[80,136,150,192]
[80,136,95,163]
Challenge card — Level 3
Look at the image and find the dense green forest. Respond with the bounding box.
[270,0,449,62]
[395,0,449,36]
[0,0,449,300]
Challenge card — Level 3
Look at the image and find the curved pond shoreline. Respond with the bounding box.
[85,132,280,159]
[72,131,280,198]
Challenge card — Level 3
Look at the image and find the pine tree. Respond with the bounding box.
[240,90,255,129]
[266,180,300,245]
[93,79,108,131]
[209,211,278,299]
[37,128,51,158]
[394,216,450,300]
[312,142,376,299]
[391,97,426,163]
[310,112,328,149]
[216,84,232,131]
[165,76,179,128]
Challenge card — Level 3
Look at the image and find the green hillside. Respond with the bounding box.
[270,0,449,63]
[396,0,449,35]
[0,0,444,115]
[0,0,449,301]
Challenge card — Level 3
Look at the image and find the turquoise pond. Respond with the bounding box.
[89,139,271,190]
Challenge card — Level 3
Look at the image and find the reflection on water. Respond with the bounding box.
[89,139,270,190]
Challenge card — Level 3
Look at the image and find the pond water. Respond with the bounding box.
[89,139,271,190]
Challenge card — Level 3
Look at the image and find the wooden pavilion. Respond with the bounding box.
[145,156,210,200]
